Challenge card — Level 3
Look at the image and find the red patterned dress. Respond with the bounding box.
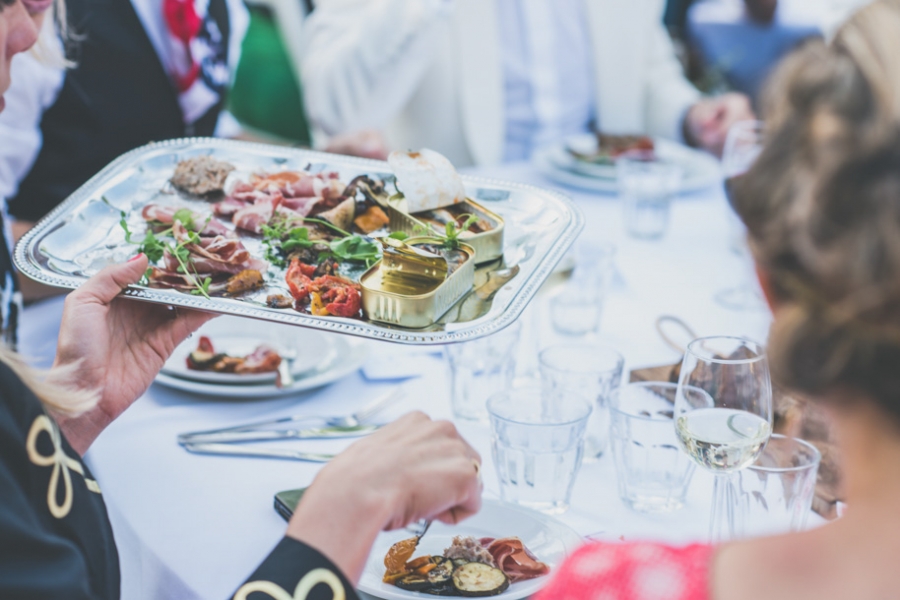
[535,542,714,600]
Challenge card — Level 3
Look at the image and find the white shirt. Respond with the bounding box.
[0,0,247,203]
[496,0,596,162]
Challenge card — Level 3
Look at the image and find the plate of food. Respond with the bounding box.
[357,499,583,600]
[15,139,582,345]
[154,332,366,398]
[535,133,721,194]
[160,316,337,384]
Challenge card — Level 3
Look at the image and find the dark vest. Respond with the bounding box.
[9,0,230,223]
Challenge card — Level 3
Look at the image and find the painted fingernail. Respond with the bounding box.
[128,253,145,262]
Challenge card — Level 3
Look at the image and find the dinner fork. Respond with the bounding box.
[177,385,407,445]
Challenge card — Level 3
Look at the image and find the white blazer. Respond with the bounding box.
[301,0,701,167]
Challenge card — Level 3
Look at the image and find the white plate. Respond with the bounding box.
[153,336,367,398]
[535,135,721,194]
[357,499,583,600]
[161,317,337,384]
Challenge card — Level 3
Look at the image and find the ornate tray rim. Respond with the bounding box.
[14,138,584,345]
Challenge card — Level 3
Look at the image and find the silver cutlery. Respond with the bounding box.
[275,346,298,389]
[182,443,334,462]
[177,385,408,445]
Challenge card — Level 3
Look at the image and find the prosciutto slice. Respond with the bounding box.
[235,345,282,374]
[140,204,230,237]
[481,537,550,583]
[169,222,267,275]
[233,192,283,233]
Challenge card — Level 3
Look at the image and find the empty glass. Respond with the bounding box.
[727,434,821,538]
[445,322,521,421]
[539,344,624,461]
[488,389,591,514]
[610,382,698,513]
[550,243,616,337]
[617,158,683,240]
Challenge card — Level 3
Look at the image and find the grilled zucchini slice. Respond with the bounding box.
[394,574,432,592]
[451,562,509,597]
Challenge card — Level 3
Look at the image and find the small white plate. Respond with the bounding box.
[535,135,721,194]
[357,499,583,600]
[154,336,367,398]
[161,317,337,384]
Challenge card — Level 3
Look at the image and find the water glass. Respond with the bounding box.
[728,434,821,537]
[617,158,682,240]
[539,344,624,461]
[445,322,521,421]
[550,243,616,337]
[611,382,697,513]
[488,389,591,514]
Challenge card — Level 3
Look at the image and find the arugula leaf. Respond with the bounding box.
[172,208,195,231]
[388,231,409,241]
[328,235,381,267]
[441,214,479,250]
[282,228,316,253]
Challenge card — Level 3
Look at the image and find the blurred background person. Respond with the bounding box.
[683,0,874,109]
[301,0,755,168]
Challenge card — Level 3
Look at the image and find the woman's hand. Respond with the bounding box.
[52,254,214,454]
[287,412,483,584]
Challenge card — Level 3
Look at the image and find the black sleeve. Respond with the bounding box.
[232,537,360,600]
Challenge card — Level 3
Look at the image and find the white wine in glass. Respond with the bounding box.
[675,336,773,542]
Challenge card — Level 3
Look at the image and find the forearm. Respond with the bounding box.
[52,405,113,456]
[285,472,392,584]
[643,17,701,140]
[301,0,450,134]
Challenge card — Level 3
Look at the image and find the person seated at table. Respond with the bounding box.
[300,0,755,168]
[0,8,480,600]
[532,1,900,598]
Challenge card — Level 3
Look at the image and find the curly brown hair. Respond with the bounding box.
[731,0,900,421]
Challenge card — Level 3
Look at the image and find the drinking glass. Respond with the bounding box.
[445,322,521,421]
[550,243,616,337]
[617,157,682,240]
[539,344,624,461]
[717,120,767,311]
[487,389,591,514]
[610,382,698,513]
[727,434,821,537]
[674,336,773,542]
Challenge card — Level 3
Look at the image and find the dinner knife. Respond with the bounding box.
[177,424,378,445]
[181,443,335,462]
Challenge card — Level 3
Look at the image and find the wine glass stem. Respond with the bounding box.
[710,473,736,543]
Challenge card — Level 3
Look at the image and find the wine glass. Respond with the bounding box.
[674,336,773,542]
[716,120,767,311]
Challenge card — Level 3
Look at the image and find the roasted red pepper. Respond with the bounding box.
[285,258,318,301]
[312,275,362,317]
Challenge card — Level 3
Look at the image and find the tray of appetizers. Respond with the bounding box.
[15,138,583,344]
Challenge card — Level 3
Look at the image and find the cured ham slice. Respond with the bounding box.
[233,193,283,234]
[168,222,267,275]
[482,537,550,583]
[280,195,320,215]
[235,345,282,374]
[213,196,251,217]
[140,204,230,237]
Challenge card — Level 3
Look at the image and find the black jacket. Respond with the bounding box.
[0,362,358,599]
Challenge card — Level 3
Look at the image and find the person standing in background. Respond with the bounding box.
[301,0,755,168]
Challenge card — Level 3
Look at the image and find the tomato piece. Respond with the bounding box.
[285,258,315,301]
[311,275,362,317]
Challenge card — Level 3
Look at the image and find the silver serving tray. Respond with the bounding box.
[14,138,583,344]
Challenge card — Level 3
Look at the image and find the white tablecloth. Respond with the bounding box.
[19,162,790,600]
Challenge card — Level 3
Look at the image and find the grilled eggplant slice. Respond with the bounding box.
[452,563,509,597]
[427,557,454,586]
[394,574,432,592]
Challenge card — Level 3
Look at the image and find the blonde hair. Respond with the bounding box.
[0,346,99,417]
[731,0,900,420]
[30,0,76,69]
